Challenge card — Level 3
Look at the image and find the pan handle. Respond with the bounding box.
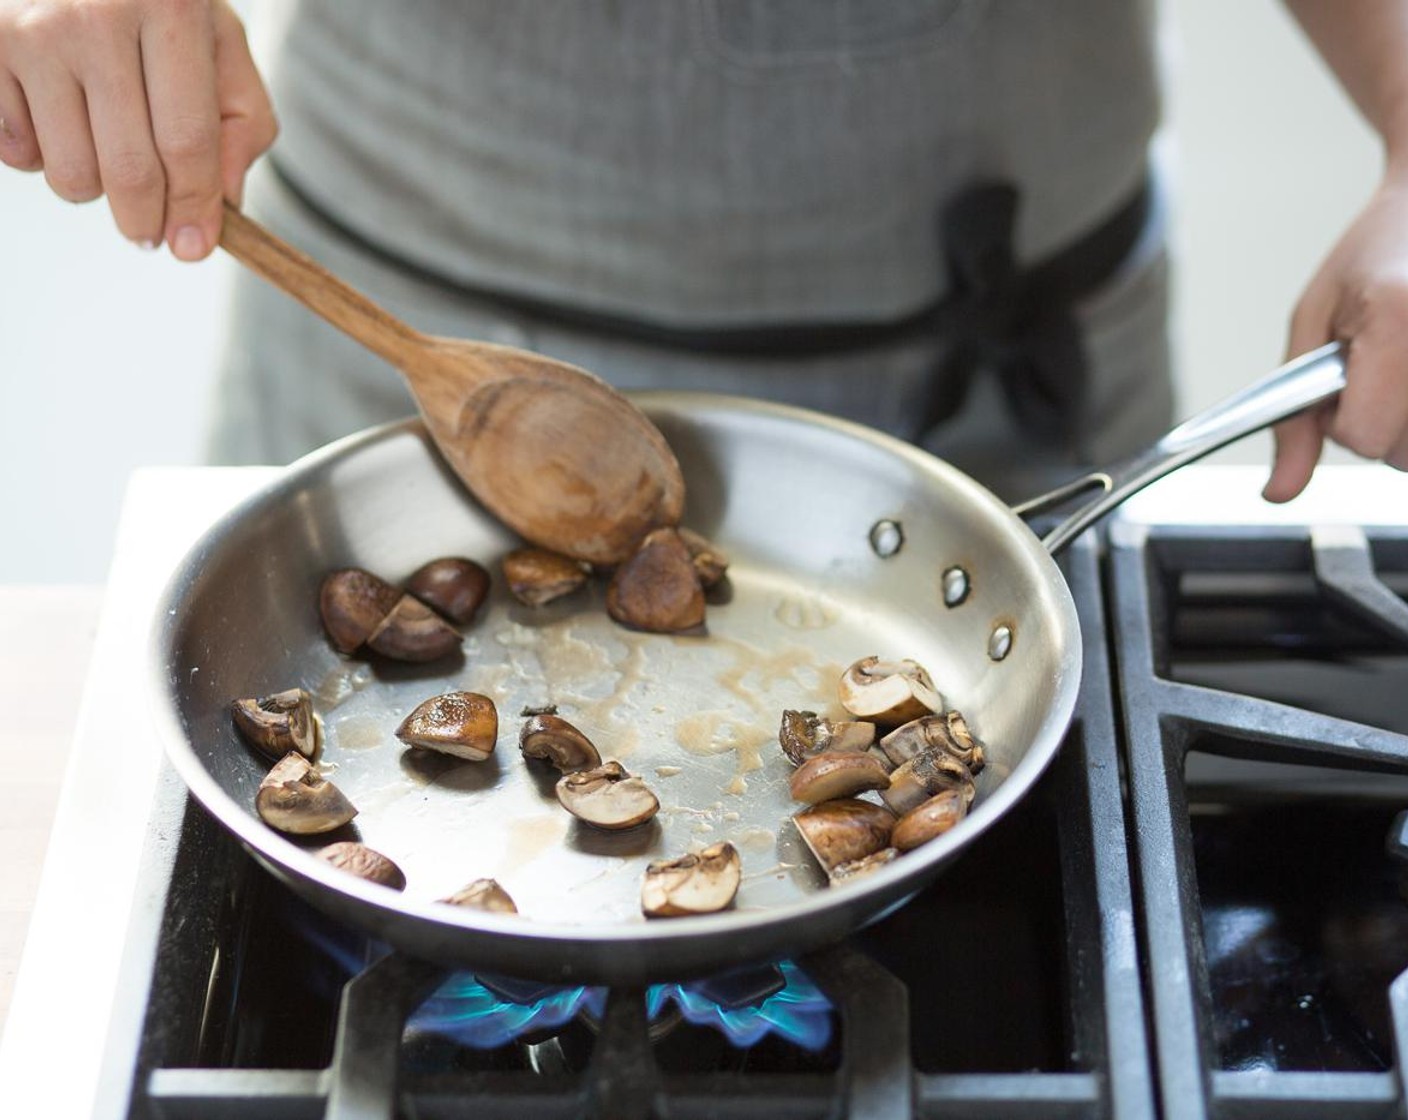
[1014,342,1347,554]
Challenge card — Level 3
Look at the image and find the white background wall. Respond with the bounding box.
[0,0,1387,583]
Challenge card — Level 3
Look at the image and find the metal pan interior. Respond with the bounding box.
[153,393,1080,978]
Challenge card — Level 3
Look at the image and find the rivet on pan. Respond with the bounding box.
[941,566,970,608]
[988,624,1014,662]
[868,520,904,558]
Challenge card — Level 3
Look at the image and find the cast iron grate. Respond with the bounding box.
[1109,520,1408,1120]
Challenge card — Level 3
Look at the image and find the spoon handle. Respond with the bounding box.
[219,201,425,368]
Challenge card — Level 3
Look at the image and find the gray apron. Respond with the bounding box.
[209,0,1171,500]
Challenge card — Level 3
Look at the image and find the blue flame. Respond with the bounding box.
[407,961,832,1052]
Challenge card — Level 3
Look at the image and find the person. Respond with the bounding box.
[1,0,1405,502]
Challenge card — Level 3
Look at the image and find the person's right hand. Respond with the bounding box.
[0,0,277,260]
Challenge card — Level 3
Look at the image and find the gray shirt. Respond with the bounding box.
[267,0,1159,327]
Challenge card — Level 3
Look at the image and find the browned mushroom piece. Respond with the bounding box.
[837,656,943,726]
[878,710,986,773]
[231,688,321,760]
[406,557,491,624]
[255,752,357,834]
[556,761,660,830]
[830,847,901,884]
[318,841,406,890]
[319,568,401,654]
[778,710,877,766]
[605,527,705,634]
[677,527,730,589]
[364,595,463,662]
[788,750,891,804]
[503,548,589,607]
[641,841,742,918]
[519,714,601,773]
[892,788,968,851]
[395,691,498,761]
[792,798,895,873]
[879,747,975,816]
[440,878,518,913]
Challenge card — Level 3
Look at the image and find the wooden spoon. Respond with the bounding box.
[218,203,685,565]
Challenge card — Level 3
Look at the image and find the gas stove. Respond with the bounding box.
[3,464,1407,1119]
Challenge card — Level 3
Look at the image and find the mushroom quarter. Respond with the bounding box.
[837,656,943,726]
[641,841,742,918]
[255,752,357,835]
[519,714,601,772]
[556,761,660,830]
[788,750,891,804]
[793,798,895,873]
[606,527,706,634]
[778,710,877,766]
[880,747,975,815]
[405,557,491,624]
[440,878,518,913]
[503,548,589,607]
[231,688,321,760]
[365,595,463,662]
[319,568,401,654]
[318,841,406,890]
[892,788,968,851]
[879,710,985,772]
[396,692,498,761]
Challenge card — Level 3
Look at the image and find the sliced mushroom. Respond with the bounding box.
[319,568,401,654]
[830,847,900,884]
[406,557,490,624]
[395,691,498,761]
[255,752,357,834]
[520,714,601,773]
[788,750,891,804]
[231,688,321,760]
[677,528,729,589]
[503,548,589,607]
[318,841,406,890]
[641,841,742,918]
[556,761,660,830]
[837,657,943,726]
[878,710,985,773]
[879,748,975,816]
[440,878,518,913]
[606,527,705,634]
[892,788,968,851]
[793,798,895,873]
[778,710,877,766]
[365,595,462,662]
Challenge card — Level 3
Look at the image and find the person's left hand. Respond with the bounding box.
[1265,173,1408,501]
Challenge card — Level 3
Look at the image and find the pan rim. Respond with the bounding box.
[148,394,1082,966]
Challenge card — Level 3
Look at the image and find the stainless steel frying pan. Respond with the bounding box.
[151,343,1346,984]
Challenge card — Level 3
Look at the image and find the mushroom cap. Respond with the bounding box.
[406,557,491,624]
[440,878,518,913]
[365,595,463,662]
[793,798,895,872]
[519,713,601,772]
[879,747,975,816]
[641,841,742,918]
[788,750,891,804]
[606,527,705,634]
[837,656,943,726]
[318,841,406,890]
[892,788,968,851]
[320,568,401,654]
[396,691,498,761]
[556,761,660,830]
[231,688,320,760]
[255,752,357,835]
[503,548,588,607]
